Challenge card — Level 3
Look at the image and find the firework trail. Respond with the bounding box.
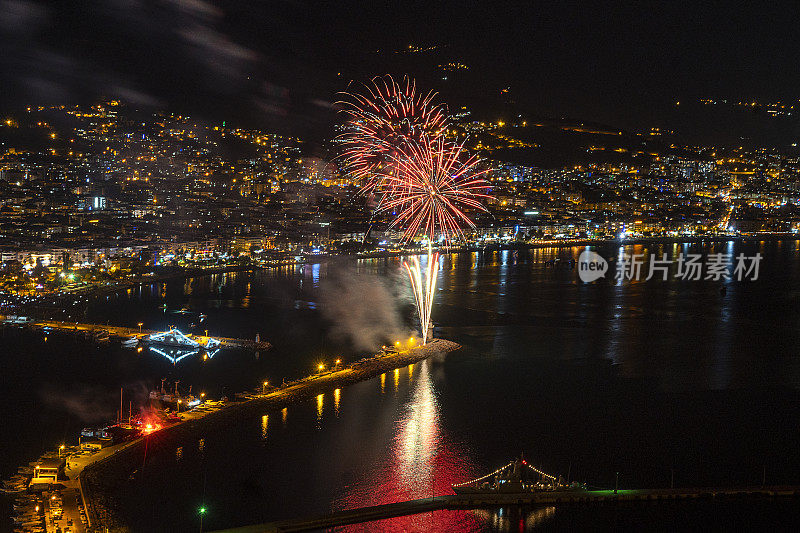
[385,133,490,343]
[404,244,439,345]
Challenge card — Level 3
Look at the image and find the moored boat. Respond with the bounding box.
[121,335,139,348]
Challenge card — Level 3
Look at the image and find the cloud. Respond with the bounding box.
[0,0,47,34]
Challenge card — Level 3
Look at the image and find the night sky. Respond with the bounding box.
[2,1,800,144]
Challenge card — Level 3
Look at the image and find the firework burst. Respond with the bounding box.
[337,75,448,186]
[375,134,491,244]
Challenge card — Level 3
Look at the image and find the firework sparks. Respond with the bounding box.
[375,134,492,244]
[403,244,439,345]
[384,133,490,344]
[337,75,448,186]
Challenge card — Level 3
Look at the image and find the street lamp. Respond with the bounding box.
[198,506,207,533]
[317,363,325,372]
[59,444,65,457]
[138,322,143,333]
[262,381,269,394]
[177,399,182,413]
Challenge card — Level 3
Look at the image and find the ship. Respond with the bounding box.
[452,456,584,494]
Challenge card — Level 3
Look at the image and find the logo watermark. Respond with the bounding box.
[577,252,762,282]
[578,250,608,282]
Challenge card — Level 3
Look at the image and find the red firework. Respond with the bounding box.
[337,75,448,187]
[374,135,492,243]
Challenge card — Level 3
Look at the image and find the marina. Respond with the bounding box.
[6,242,800,531]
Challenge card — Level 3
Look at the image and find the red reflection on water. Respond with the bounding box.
[333,360,483,532]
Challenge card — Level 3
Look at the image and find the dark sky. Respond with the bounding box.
[2,0,800,144]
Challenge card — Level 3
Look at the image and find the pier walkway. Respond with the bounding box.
[20,319,271,350]
[213,486,800,533]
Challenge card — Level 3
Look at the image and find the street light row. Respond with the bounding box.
[257,337,419,398]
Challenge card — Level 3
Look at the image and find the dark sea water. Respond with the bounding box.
[3,241,800,532]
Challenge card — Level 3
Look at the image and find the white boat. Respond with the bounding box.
[121,335,139,348]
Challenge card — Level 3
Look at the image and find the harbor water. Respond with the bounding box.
[3,241,800,531]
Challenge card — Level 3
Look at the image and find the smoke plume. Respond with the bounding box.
[39,384,117,424]
[320,267,413,351]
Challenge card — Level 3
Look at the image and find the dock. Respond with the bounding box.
[212,486,800,532]
[15,319,271,350]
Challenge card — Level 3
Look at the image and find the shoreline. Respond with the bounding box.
[10,233,798,320]
[78,338,461,531]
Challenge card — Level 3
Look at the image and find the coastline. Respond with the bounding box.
[13,232,798,320]
[78,339,461,532]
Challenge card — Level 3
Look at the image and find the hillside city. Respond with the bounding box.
[2,100,800,299]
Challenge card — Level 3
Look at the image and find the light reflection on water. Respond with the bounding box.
[332,361,482,532]
[470,506,557,531]
[316,393,324,425]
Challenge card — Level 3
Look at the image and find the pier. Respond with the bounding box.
[213,486,800,533]
[10,319,272,350]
